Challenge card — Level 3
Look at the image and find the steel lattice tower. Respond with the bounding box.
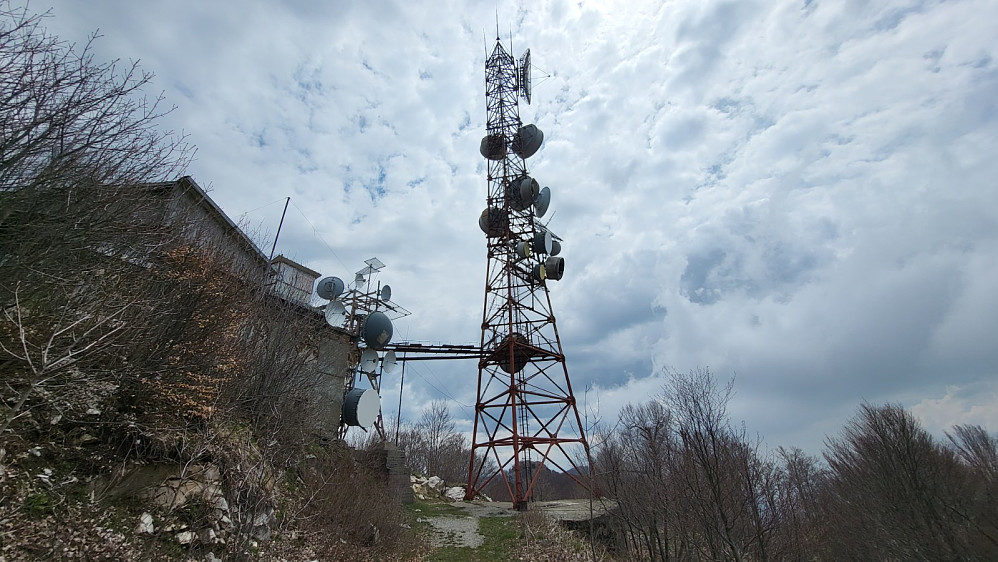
[465,38,591,509]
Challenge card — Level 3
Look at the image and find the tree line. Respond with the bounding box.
[590,368,998,560]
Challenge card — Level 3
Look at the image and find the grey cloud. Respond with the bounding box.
[35,0,998,450]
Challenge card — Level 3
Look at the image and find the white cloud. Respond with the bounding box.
[910,382,998,438]
[32,0,998,454]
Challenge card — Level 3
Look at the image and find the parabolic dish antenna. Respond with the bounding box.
[359,348,379,373]
[382,350,398,374]
[362,311,394,350]
[514,240,532,260]
[507,176,537,211]
[532,230,553,255]
[545,256,565,281]
[512,124,543,159]
[324,300,346,327]
[534,186,551,218]
[342,388,380,428]
[480,134,506,160]
[380,285,392,302]
[479,207,507,237]
[316,276,345,300]
[550,239,562,256]
[518,176,540,206]
[532,262,546,282]
[519,49,532,104]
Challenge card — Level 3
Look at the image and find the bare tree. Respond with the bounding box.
[948,424,998,482]
[821,403,988,560]
[0,1,192,441]
[768,447,824,560]
[662,368,776,561]
[590,369,780,561]
[405,401,466,482]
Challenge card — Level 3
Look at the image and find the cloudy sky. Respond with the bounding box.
[32,0,998,456]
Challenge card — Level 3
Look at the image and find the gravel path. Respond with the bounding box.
[422,501,514,548]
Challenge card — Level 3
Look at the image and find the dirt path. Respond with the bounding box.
[422,501,514,548]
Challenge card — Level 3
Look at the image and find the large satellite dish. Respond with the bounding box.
[519,49,531,104]
[324,300,346,327]
[507,175,539,211]
[545,256,565,280]
[513,240,532,260]
[480,134,506,160]
[316,276,345,300]
[512,124,543,159]
[380,284,392,302]
[532,262,546,282]
[359,348,379,373]
[479,207,507,237]
[382,350,398,374]
[362,311,394,349]
[532,230,553,255]
[342,388,380,428]
[534,186,551,218]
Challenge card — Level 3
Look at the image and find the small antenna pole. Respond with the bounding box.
[395,354,406,443]
[269,196,291,263]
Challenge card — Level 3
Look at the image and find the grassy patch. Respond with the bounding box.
[22,492,56,519]
[406,499,466,518]
[423,516,517,562]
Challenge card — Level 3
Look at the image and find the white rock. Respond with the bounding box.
[150,479,203,510]
[252,507,274,526]
[426,476,444,491]
[135,513,154,534]
[86,408,101,415]
[176,530,195,545]
[199,463,220,483]
[444,486,465,502]
[212,496,229,512]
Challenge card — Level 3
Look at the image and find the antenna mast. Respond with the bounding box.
[466,37,591,509]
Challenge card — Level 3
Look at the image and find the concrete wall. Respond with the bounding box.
[316,328,353,440]
[270,255,320,307]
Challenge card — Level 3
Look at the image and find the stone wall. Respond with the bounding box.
[356,442,414,504]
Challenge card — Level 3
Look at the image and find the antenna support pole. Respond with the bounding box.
[268,197,291,263]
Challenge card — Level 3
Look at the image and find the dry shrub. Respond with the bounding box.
[293,445,417,559]
[517,509,607,561]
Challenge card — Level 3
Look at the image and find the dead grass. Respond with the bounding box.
[516,509,610,561]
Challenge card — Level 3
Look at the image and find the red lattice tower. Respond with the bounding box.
[465,38,591,509]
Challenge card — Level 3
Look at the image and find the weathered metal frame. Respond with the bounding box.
[465,39,591,509]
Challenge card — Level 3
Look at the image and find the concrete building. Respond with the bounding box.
[154,176,354,440]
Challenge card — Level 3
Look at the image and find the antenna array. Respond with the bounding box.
[315,258,410,439]
[467,39,591,508]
